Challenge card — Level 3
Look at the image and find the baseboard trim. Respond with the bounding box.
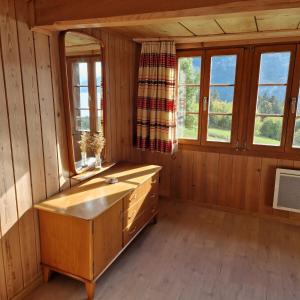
[12,274,43,300]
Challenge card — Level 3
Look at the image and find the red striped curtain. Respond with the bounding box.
[136,41,177,153]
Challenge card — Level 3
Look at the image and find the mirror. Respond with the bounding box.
[62,31,105,174]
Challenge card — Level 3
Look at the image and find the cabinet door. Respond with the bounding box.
[93,200,123,277]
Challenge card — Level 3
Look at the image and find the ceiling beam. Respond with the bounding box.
[31,0,300,31]
[132,29,300,44]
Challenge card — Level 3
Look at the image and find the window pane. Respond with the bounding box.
[96,86,102,110]
[207,115,232,142]
[256,86,286,115]
[73,86,89,108]
[293,118,300,148]
[259,52,290,84]
[72,62,88,86]
[95,61,102,86]
[75,109,90,131]
[178,86,200,113]
[209,86,234,113]
[176,113,198,140]
[210,55,237,85]
[178,57,201,85]
[253,116,283,146]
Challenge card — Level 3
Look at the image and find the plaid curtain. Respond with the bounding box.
[136,41,177,153]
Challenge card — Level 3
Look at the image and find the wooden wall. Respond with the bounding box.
[0,1,138,298]
[0,0,70,298]
[127,149,300,223]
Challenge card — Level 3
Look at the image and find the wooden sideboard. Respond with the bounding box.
[35,162,161,299]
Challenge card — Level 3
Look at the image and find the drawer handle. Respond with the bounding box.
[150,193,156,198]
[129,226,137,235]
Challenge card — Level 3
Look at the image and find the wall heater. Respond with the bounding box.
[273,168,300,213]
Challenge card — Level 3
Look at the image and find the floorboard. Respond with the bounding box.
[26,199,300,300]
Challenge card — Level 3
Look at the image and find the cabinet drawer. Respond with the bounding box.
[124,174,159,210]
[123,205,158,246]
[123,191,158,228]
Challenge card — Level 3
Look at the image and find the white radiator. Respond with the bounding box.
[273,168,300,213]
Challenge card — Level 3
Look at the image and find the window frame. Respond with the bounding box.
[246,44,296,153]
[286,45,300,153]
[176,49,204,145]
[67,55,105,136]
[200,48,244,149]
[176,42,300,159]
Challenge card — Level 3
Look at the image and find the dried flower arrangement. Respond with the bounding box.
[90,126,106,156]
[78,132,91,153]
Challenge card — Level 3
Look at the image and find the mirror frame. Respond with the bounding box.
[59,30,106,175]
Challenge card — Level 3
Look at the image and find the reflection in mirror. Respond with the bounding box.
[64,31,105,173]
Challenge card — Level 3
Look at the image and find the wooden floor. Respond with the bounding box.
[27,199,300,300]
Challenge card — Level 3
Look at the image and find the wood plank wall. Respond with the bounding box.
[0,0,70,298]
[0,3,138,298]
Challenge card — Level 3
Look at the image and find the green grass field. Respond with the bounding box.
[182,127,280,145]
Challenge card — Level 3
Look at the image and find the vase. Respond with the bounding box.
[95,153,102,169]
[81,152,88,167]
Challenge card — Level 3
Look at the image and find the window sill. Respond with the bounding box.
[71,161,116,183]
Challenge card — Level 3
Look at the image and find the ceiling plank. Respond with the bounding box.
[256,14,300,31]
[110,23,193,38]
[31,0,300,31]
[133,29,300,44]
[216,16,257,33]
[180,19,224,35]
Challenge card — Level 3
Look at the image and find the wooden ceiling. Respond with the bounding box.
[109,13,300,42]
[65,32,101,56]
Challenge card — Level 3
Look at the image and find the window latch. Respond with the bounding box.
[203,96,208,111]
[291,97,297,114]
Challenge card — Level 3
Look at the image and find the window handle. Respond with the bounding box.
[235,141,239,151]
[203,96,208,112]
[291,97,297,114]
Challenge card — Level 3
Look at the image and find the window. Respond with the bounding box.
[177,52,202,140]
[176,44,300,158]
[248,47,293,149]
[68,56,104,134]
[176,49,242,148]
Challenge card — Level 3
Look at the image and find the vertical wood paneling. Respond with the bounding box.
[14,0,46,205]
[231,155,247,209]
[217,154,234,207]
[0,0,70,298]
[0,0,38,292]
[34,33,60,197]
[0,233,7,300]
[0,0,32,221]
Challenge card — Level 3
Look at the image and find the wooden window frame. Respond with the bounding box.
[176,48,244,149]
[246,44,297,153]
[176,42,300,160]
[201,48,244,149]
[286,45,300,154]
[67,55,104,135]
[176,49,204,146]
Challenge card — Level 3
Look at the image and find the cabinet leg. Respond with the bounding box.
[42,266,52,283]
[85,281,95,300]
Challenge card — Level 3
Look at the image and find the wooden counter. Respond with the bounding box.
[35,162,162,299]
